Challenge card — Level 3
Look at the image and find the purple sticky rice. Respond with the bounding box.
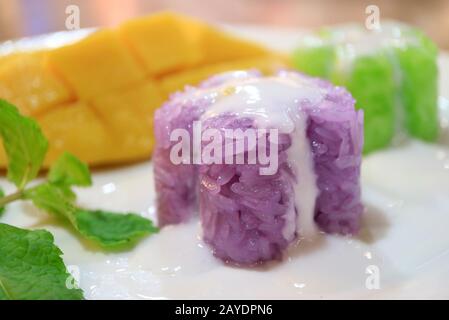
[153,87,207,226]
[153,70,364,265]
[198,115,294,264]
[153,70,263,226]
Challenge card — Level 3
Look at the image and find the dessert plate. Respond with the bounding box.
[1,26,449,299]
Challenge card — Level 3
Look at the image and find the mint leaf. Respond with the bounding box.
[48,152,92,187]
[25,183,158,249]
[24,183,77,224]
[0,188,5,216]
[76,210,159,248]
[0,223,84,300]
[58,185,77,203]
[0,100,48,190]
[0,101,158,299]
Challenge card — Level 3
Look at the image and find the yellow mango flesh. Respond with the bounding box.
[191,22,270,65]
[118,12,271,75]
[0,12,287,168]
[48,30,146,100]
[37,102,113,165]
[0,52,74,116]
[91,81,165,161]
[119,12,202,75]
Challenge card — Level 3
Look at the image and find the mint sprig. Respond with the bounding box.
[0,99,158,249]
[0,99,159,299]
[24,180,158,248]
[48,152,92,187]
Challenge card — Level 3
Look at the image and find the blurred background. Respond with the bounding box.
[0,0,448,49]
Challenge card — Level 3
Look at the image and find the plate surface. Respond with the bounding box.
[1,26,449,300]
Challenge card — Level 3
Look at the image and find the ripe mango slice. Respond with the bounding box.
[0,12,286,168]
[193,23,270,65]
[119,12,202,75]
[119,12,271,75]
[0,52,74,116]
[48,30,145,100]
[91,81,165,161]
[37,102,113,165]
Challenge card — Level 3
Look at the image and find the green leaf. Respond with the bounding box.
[0,223,84,300]
[75,210,159,249]
[0,188,5,216]
[24,183,77,224]
[48,152,92,187]
[58,184,77,203]
[0,100,48,190]
[25,183,158,249]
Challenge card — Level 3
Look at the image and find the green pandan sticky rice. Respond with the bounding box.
[292,22,439,153]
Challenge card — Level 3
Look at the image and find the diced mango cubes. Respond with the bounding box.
[0,12,286,168]
[119,12,202,75]
[91,81,165,160]
[37,102,112,165]
[195,24,270,65]
[0,52,74,116]
[48,30,145,100]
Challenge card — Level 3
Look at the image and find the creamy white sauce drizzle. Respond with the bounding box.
[193,72,323,240]
[200,75,323,133]
[285,112,319,240]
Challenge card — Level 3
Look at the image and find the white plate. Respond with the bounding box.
[1,26,449,300]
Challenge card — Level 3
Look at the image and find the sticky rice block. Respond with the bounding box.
[153,70,364,265]
[154,72,265,226]
[153,86,210,226]
[292,22,438,153]
[198,114,295,264]
[306,78,364,235]
[198,72,363,264]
